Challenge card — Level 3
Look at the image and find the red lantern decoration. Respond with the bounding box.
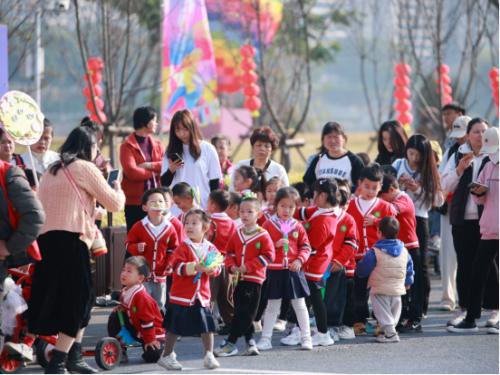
[393,62,413,129]
[489,67,499,116]
[240,44,261,117]
[82,57,106,124]
[436,64,453,105]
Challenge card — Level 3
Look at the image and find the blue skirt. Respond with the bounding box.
[164,301,216,336]
[267,269,310,300]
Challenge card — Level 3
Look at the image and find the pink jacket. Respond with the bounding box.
[473,161,499,240]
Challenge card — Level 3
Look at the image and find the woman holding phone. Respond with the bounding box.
[120,106,164,232]
[441,118,498,327]
[160,109,222,210]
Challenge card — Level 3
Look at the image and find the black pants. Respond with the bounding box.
[353,274,370,324]
[279,299,291,321]
[254,278,269,322]
[401,248,424,322]
[124,205,146,259]
[465,240,499,321]
[108,310,163,363]
[228,281,261,344]
[306,280,328,334]
[325,270,347,327]
[415,217,431,314]
[452,220,497,309]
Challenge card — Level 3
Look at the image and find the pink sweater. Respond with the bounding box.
[473,161,499,240]
[38,159,125,248]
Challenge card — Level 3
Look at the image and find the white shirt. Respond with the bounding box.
[358,197,377,216]
[141,216,171,238]
[161,141,222,209]
[230,159,289,191]
[21,150,59,176]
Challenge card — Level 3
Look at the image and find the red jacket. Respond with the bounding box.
[208,212,236,255]
[120,284,165,344]
[332,209,358,277]
[257,207,273,226]
[262,216,311,270]
[165,213,184,243]
[126,217,179,281]
[170,240,221,307]
[388,192,419,250]
[225,226,275,284]
[300,207,338,282]
[347,197,396,260]
[119,134,164,205]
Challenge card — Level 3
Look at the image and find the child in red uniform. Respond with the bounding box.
[211,134,234,190]
[258,177,283,226]
[214,193,275,357]
[325,179,359,341]
[207,189,237,329]
[379,173,423,332]
[172,182,198,222]
[347,164,396,335]
[107,256,165,363]
[258,187,312,351]
[159,186,184,242]
[158,209,222,371]
[126,188,179,308]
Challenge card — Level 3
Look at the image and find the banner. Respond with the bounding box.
[0,25,8,98]
[161,0,220,130]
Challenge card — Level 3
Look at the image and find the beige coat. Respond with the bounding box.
[368,247,408,296]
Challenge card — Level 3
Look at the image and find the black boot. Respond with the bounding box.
[45,349,68,374]
[66,342,98,374]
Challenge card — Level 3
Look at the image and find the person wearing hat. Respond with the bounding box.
[448,127,499,334]
[441,118,498,328]
[437,115,470,312]
[442,102,466,150]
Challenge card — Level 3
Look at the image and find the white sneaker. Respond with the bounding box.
[311,332,334,346]
[338,325,356,340]
[447,310,466,326]
[329,327,340,342]
[486,310,499,327]
[253,320,263,332]
[300,336,313,350]
[256,337,272,351]
[273,319,287,332]
[375,333,400,343]
[280,327,301,346]
[214,340,238,357]
[203,352,220,370]
[4,342,33,362]
[243,339,260,356]
[157,352,182,371]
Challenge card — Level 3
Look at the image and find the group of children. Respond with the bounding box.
[116,160,417,371]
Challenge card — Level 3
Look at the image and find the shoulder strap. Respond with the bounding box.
[62,165,93,220]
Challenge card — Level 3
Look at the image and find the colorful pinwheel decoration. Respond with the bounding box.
[193,248,224,283]
[279,219,294,268]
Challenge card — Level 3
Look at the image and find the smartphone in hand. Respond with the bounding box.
[169,153,183,163]
[107,169,120,188]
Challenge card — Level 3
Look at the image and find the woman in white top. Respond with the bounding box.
[230,127,289,191]
[440,118,498,327]
[160,110,222,209]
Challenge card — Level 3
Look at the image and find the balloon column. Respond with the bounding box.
[393,63,412,132]
[83,57,107,124]
[488,67,499,116]
[240,44,261,117]
[436,64,453,105]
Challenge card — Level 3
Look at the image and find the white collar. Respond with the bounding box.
[121,284,144,307]
[210,212,230,220]
[142,216,171,232]
[185,238,211,260]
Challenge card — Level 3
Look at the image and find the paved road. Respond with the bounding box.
[19,276,498,374]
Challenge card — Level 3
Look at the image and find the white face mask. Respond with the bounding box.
[488,152,499,164]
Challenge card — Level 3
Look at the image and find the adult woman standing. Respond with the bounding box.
[374,120,408,166]
[441,118,498,327]
[303,122,364,191]
[28,125,125,373]
[231,127,289,190]
[161,109,222,209]
[0,127,25,167]
[120,106,164,231]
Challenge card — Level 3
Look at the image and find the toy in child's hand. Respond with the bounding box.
[116,310,137,346]
[192,249,224,283]
[279,219,294,267]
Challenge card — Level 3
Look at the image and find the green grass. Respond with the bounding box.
[25,131,376,226]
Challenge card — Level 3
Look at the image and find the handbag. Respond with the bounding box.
[62,165,107,256]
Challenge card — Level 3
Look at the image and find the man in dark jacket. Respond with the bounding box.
[0,162,45,285]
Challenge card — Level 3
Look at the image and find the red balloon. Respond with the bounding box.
[443,84,453,95]
[395,63,411,76]
[82,86,91,98]
[397,112,413,125]
[244,96,261,112]
[394,99,412,113]
[394,76,410,87]
[90,72,102,85]
[241,58,257,71]
[240,44,256,58]
[242,71,258,84]
[489,67,499,80]
[86,98,104,112]
[440,74,451,85]
[440,64,450,74]
[243,83,260,97]
[394,87,411,100]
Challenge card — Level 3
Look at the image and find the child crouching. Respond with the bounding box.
[108,256,165,363]
[356,217,414,343]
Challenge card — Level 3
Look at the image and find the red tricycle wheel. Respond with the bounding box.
[0,350,22,374]
[95,337,122,371]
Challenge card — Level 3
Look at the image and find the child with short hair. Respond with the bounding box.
[379,173,422,329]
[211,134,233,189]
[258,187,312,351]
[347,163,396,335]
[258,177,283,225]
[215,194,275,357]
[107,256,166,362]
[172,182,198,222]
[158,209,222,370]
[126,188,179,307]
[226,191,242,221]
[232,165,264,196]
[158,186,184,242]
[291,182,312,208]
[207,189,237,328]
[356,217,414,343]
